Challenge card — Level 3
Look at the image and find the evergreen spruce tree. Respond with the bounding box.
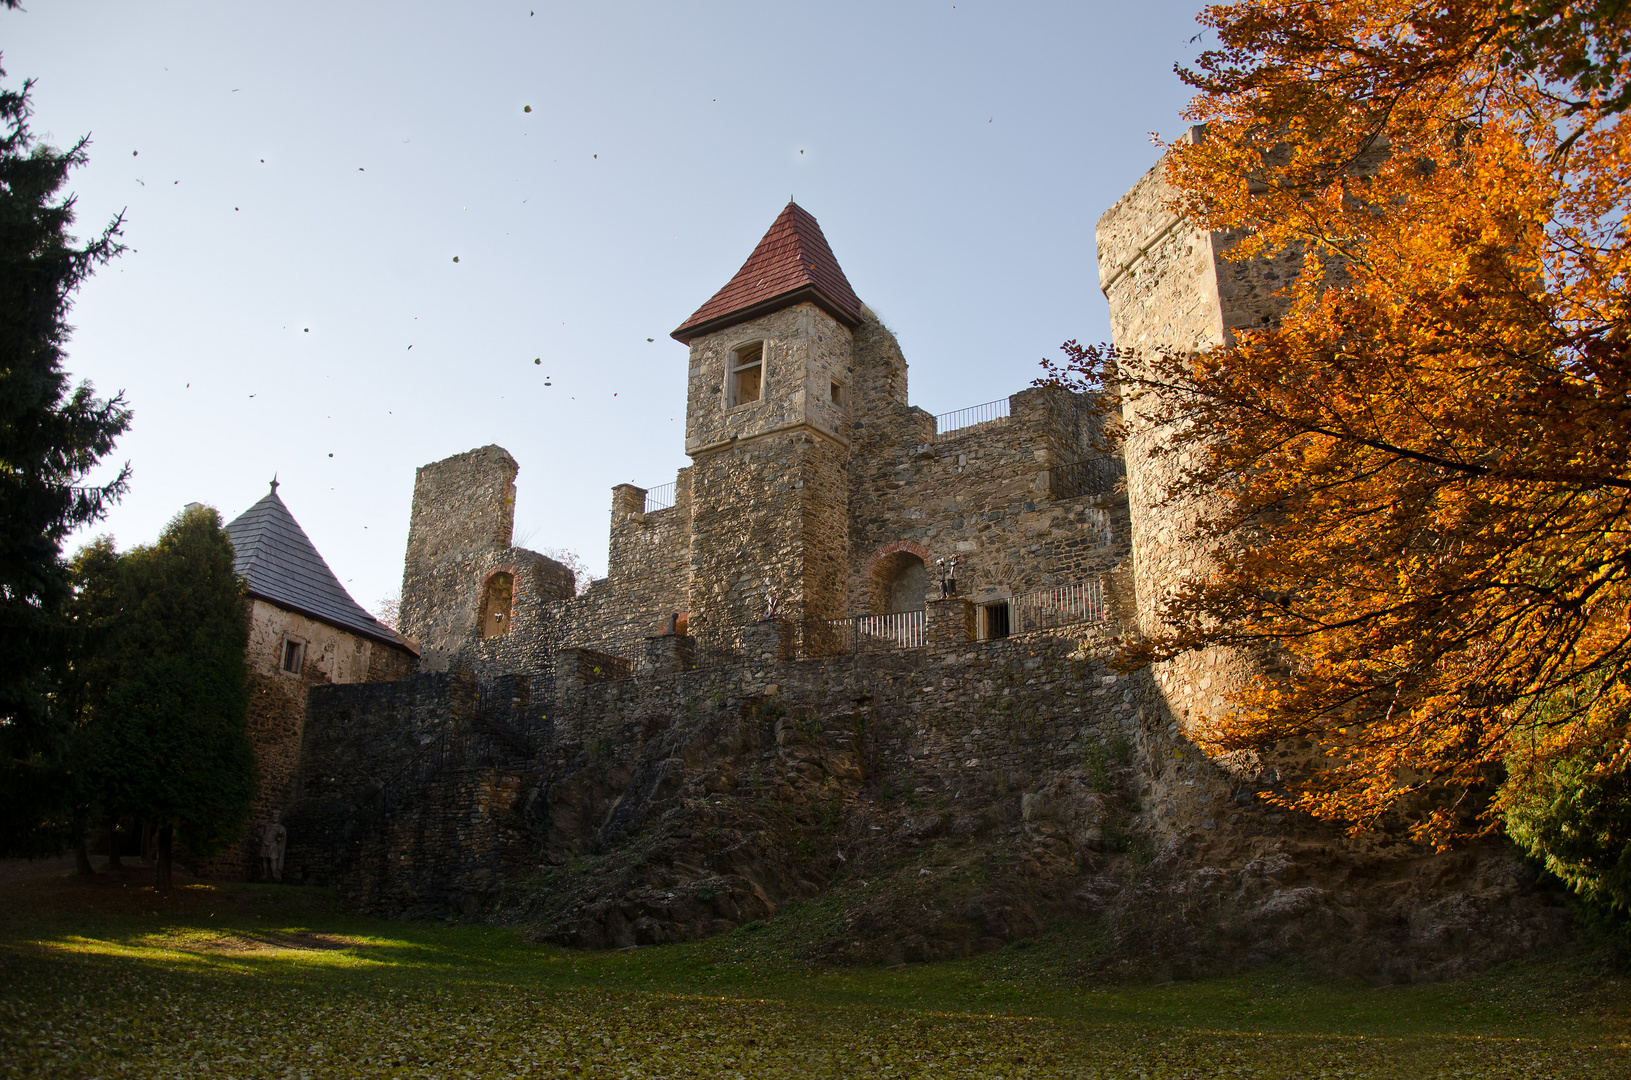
[0,63,132,855]
[85,508,255,891]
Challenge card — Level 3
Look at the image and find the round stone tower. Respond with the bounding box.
[1096,134,1294,751]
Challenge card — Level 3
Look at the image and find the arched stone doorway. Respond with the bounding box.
[865,541,931,615]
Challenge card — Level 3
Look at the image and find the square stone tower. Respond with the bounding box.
[669,202,865,632]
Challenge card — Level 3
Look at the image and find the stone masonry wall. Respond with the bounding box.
[196,600,415,881]
[847,384,1124,615]
[400,444,576,674]
[443,547,575,680]
[683,303,855,455]
[288,603,1566,978]
[568,468,695,646]
[686,429,849,632]
[284,672,482,887]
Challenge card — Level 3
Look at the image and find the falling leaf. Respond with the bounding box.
[453,256,460,263]
[524,105,533,113]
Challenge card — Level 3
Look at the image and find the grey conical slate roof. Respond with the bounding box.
[224,481,412,652]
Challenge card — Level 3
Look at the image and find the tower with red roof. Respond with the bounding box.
[669,202,882,632]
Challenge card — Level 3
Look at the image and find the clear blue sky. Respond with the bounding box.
[9,1,1201,613]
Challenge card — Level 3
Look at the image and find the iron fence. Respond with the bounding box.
[1007,580,1106,635]
[934,397,1010,438]
[642,482,676,514]
[807,609,926,656]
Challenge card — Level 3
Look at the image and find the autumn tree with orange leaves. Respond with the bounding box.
[1047,1,1631,902]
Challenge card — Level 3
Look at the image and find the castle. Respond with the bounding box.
[241,158,1568,978]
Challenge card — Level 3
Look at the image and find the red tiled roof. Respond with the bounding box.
[671,202,863,343]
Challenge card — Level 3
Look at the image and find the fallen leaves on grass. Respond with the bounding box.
[1,926,1624,1079]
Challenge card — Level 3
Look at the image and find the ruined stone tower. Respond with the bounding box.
[399,444,575,670]
[669,202,865,632]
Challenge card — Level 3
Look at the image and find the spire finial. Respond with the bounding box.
[270,474,279,495]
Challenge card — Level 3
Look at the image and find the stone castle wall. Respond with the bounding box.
[193,599,415,880]
[283,608,1566,978]
[847,385,1123,612]
[284,602,1144,933]
[283,671,536,914]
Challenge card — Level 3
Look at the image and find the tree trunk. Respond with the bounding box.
[74,820,94,876]
[155,824,173,892]
[141,821,154,862]
[106,820,122,868]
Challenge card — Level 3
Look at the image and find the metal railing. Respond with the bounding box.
[562,579,1104,669]
[1049,457,1125,501]
[1006,580,1106,635]
[807,609,926,656]
[643,482,676,514]
[935,397,1010,438]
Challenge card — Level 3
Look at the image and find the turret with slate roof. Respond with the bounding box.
[225,479,412,652]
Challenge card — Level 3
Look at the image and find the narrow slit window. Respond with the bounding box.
[830,380,844,406]
[728,343,763,407]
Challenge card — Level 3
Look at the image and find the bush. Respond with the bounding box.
[1504,743,1631,913]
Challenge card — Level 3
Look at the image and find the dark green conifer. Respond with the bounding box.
[81,509,255,891]
[0,63,132,855]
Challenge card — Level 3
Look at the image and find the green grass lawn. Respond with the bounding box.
[1,866,1627,1078]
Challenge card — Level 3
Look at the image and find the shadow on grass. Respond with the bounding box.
[3,863,1628,1065]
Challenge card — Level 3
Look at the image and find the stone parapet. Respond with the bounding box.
[554,647,634,690]
[641,633,696,676]
[925,597,973,648]
[743,618,792,663]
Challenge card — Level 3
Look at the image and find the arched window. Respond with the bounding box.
[479,571,514,638]
[870,551,927,615]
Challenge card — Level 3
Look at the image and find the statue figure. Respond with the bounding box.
[259,812,287,882]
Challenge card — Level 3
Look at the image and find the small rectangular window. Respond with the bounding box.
[728,342,763,407]
[830,380,843,406]
[981,602,1010,640]
[280,639,305,674]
